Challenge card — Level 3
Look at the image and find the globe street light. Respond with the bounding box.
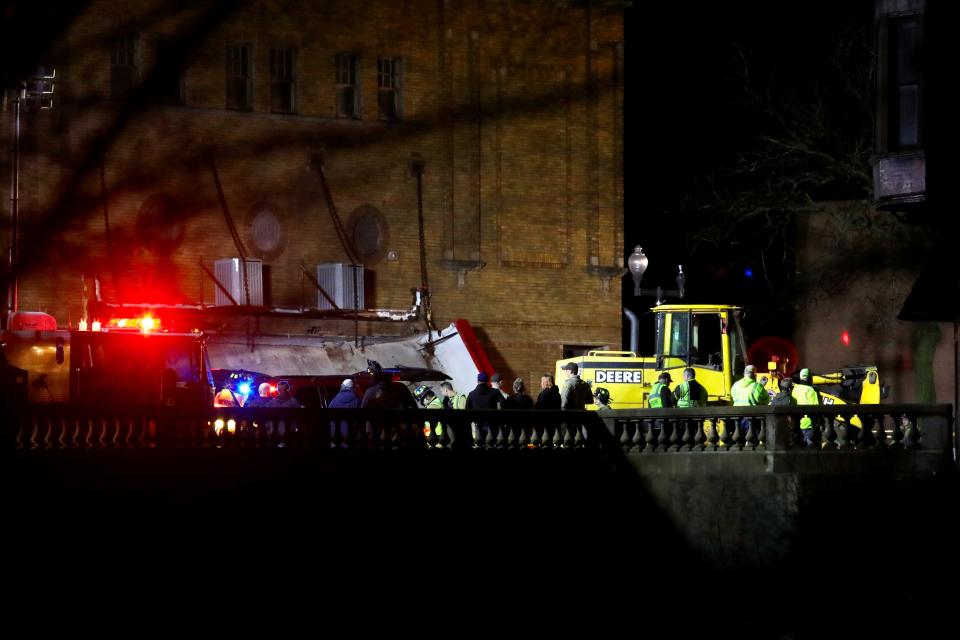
[626,245,686,306]
[627,246,648,295]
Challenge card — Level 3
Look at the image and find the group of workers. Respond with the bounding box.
[215,379,302,408]
[646,363,822,444]
[216,359,824,445]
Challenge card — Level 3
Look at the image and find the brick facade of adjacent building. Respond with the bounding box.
[2,0,625,386]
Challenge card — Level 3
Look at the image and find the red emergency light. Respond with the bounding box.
[105,316,162,333]
[841,331,851,347]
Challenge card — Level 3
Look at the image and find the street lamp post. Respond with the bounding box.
[627,245,686,305]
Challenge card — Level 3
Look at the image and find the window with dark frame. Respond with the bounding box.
[111,33,139,99]
[335,53,359,118]
[270,48,296,114]
[888,15,922,149]
[226,44,252,110]
[377,57,402,120]
[154,38,184,105]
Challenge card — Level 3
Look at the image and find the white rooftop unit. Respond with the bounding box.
[316,263,364,310]
[213,258,264,306]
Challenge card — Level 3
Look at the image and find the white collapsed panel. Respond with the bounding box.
[419,324,482,396]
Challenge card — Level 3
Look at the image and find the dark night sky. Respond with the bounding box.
[621,0,875,351]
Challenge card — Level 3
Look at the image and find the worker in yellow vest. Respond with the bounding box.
[791,368,821,447]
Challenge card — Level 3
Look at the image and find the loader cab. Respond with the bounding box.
[653,305,747,403]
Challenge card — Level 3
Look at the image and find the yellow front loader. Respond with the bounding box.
[556,304,885,416]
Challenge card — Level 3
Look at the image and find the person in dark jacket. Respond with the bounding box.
[535,373,561,410]
[466,372,501,410]
[466,372,501,444]
[268,380,302,407]
[503,377,533,410]
[328,378,359,444]
[770,377,796,407]
[360,360,417,409]
[329,379,360,408]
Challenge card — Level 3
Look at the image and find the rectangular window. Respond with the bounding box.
[226,44,252,110]
[270,48,296,114]
[889,16,922,149]
[377,57,402,120]
[154,38,184,105]
[335,53,359,118]
[111,34,139,99]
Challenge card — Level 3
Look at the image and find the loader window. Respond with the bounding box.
[691,314,722,370]
[668,312,689,360]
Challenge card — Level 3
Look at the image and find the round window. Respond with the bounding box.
[349,205,388,264]
[245,203,287,260]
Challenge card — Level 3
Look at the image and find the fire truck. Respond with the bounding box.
[1,312,215,407]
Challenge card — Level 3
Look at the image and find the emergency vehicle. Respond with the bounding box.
[556,304,885,411]
[1,312,215,407]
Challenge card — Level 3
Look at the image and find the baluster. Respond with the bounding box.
[656,420,670,451]
[705,419,720,451]
[720,418,736,450]
[888,415,905,449]
[439,417,453,449]
[631,420,645,451]
[836,417,851,449]
[744,418,760,451]
[871,414,887,449]
[902,415,920,449]
[821,415,838,449]
[669,418,684,451]
[15,417,25,450]
[640,420,654,451]
[692,418,705,451]
[481,422,494,448]
[529,421,542,448]
[56,416,66,449]
[518,421,529,448]
[574,421,585,448]
[496,422,508,448]
[28,416,38,449]
[551,422,563,448]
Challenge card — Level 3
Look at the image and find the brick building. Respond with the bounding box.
[2,0,626,385]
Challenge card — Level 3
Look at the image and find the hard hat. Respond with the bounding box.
[594,386,612,405]
[800,368,811,380]
[413,384,433,403]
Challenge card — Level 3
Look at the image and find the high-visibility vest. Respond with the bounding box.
[732,377,767,406]
[792,383,820,430]
[676,380,706,408]
[649,382,669,408]
[423,395,445,436]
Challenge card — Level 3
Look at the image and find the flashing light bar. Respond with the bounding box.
[104,316,161,333]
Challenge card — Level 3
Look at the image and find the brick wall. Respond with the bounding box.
[2,0,625,384]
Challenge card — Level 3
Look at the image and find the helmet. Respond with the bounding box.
[367,360,384,376]
[593,386,612,405]
[414,384,434,404]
